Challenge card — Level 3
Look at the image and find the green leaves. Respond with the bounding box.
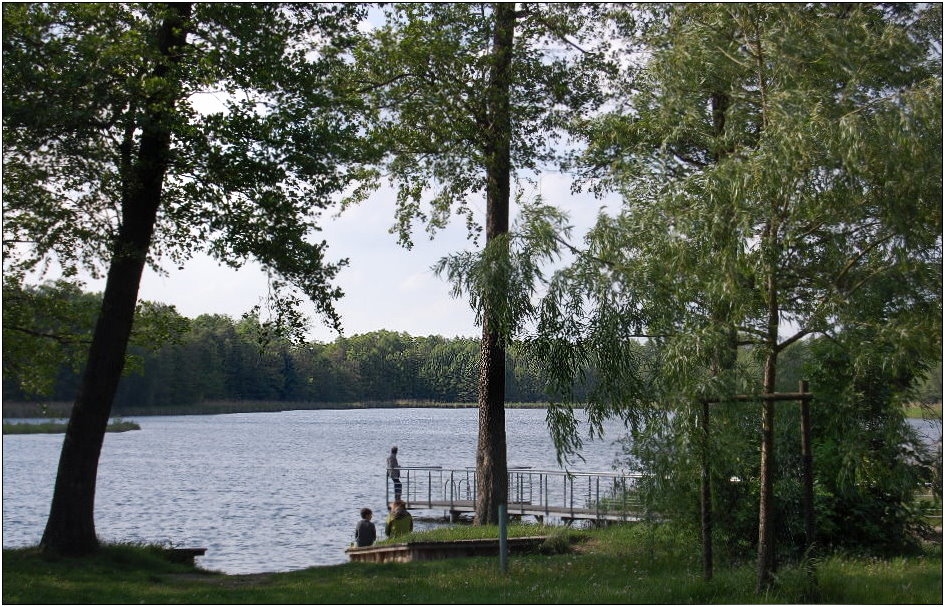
[355,3,611,246]
[521,3,942,467]
[4,3,374,333]
[1,276,189,397]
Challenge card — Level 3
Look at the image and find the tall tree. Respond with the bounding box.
[3,3,371,555]
[354,2,609,523]
[531,2,941,590]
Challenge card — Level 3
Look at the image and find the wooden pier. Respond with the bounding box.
[390,467,647,523]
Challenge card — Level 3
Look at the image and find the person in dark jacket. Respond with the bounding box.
[387,446,402,501]
[385,500,413,538]
[354,507,377,547]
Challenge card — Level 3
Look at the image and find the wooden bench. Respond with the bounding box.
[167,547,207,565]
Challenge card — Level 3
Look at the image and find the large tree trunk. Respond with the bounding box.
[476,319,508,524]
[40,3,191,556]
[475,2,515,525]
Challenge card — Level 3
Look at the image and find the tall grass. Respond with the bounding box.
[3,420,140,435]
[375,522,564,544]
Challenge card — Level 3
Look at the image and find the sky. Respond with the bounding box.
[26,5,622,345]
[96,173,616,344]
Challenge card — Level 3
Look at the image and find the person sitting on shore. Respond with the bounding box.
[384,500,413,539]
[354,507,376,547]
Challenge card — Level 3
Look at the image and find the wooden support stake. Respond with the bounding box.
[798,380,817,590]
[498,503,508,573]
[700,398,713,581]
[799,380,815,548]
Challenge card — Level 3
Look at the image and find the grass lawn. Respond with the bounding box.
[3,524,940,604]
[904,402,942,420]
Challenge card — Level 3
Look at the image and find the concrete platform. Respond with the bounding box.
[345,536,549,564]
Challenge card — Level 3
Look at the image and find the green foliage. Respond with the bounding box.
[2,277,189,398]
[353,4,610,247]
[915,360,943,405]
[3,3,375,334]
[519,3,942,573]
[537,526,575,555]
[624,334,938,558]
[537,0,942,418]
[1,277,98,397]
[2,285,584,408]
[805,334,939,553]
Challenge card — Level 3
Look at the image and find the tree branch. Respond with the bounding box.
[3,325,91,346]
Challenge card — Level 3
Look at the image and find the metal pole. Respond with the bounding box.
[498,503,508,573]
[519,473,525,515]
[569,475,574,517]
[596,477,600,520]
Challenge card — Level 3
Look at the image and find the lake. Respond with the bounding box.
[2,408,630,574]
[4,408,939,575]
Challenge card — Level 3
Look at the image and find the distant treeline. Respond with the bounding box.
[4,283,941,413]
[2,313,567,409]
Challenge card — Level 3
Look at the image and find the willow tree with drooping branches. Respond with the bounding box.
[527,3,942,591]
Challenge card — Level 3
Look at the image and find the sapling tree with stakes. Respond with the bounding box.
[527,3,942,591]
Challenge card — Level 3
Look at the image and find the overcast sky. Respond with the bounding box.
[111,173,616,344]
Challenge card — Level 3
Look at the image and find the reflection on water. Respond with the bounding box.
[2,408,626,574]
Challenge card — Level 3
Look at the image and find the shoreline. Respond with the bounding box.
[4,400,940,420]
[1,400,550,419]
[3,420,141,435]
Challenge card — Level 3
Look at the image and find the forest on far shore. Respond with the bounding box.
[0,281,561,408]
[4,282,942,414]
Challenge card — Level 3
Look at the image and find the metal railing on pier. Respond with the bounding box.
[388,466,646,522]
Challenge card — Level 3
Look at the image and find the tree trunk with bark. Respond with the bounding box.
[40,3,192,556]
[475,2,515,525]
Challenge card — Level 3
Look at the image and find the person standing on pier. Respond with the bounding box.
[387,446,402,502]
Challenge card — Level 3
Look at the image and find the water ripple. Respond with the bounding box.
[4,408,629,573]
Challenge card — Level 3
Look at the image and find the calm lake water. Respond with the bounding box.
[4,409,939,575]
[2,408,630,574]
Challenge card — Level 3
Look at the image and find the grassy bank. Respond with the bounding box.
[904,402,942,420]
[3,419,140,435]
[3,524,940,604]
